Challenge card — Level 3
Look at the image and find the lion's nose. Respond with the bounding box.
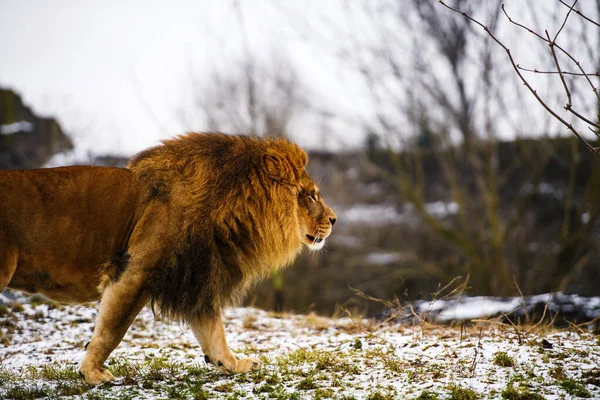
[329,217,336,226]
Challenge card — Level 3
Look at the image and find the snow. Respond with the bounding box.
[340,204,405,225]
[364,252,402,265]
[424,297,523,321]
[1,290,599,399]
[412,292,600,323]
[0,121,35,135]
[339,201,459,226]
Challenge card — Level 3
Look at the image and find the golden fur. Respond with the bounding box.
[0,132,336,384]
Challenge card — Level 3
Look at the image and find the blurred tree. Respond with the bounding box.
[189,53,298,139]
[331,0,600,297]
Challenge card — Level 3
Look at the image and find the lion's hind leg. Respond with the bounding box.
[190,312,262,374]
[79,269,150,385]
[0,243,18,293]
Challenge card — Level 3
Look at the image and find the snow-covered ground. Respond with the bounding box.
[0,290,599,399]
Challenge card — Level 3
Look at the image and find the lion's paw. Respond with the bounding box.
[79,367,115,385]
[234,357,262,373]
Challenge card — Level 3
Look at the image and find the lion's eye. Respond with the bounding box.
[309,193,318,202]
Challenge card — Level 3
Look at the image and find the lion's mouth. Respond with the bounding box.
[306,234,323,243]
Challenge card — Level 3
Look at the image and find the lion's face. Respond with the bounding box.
[297,179,337,251]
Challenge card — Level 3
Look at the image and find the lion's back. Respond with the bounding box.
[0,166,144,302]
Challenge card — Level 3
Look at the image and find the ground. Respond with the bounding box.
[0,291,599,399]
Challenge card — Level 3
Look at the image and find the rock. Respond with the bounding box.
[0,88,73,169]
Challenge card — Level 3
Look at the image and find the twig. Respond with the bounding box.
[517,66,600,77]
[545,29,572,108]
[531,295,552,331]
[565,105,600,129]
[570,314,600,332]
[502,313,523,344]
[439,1,600,156]
[502,4,600,105]
[512,276,529,322]
[559,0,600,27]
[469,327,483,377]
[552,0,577,43]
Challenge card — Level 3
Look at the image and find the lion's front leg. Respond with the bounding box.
[189,311,262,373]
[79,271,150,385]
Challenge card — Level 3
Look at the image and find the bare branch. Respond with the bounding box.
[545,29,572,108]
[502,4,600,104]
[501,5,547,41]
[517,65,600,77]
[553,0,577,43]
[440,0,600,156]
[566,104,600,129]
[559,0,600,27]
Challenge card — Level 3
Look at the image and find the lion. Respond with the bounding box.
[0,132,336,385]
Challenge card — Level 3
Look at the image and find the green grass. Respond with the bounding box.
[296,375,318,390]
[583,369,600,387]
[501,385,544,400]
[448,385,479,400]
[559,379,591,398]
[10,302,24,313]
[493,351,515,368]
[414,391,441,400]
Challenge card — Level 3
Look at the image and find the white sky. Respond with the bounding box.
[0,1,597,158]
[0,0,367,157]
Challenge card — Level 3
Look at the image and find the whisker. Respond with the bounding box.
[312,232,322,245]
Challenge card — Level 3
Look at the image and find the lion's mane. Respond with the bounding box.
[127,133,308,321]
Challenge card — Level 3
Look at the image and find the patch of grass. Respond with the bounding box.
[449,385,479,400]
[165,382,193,400]
[109,357,142,385]
[366,390,396,400]
[314,388,335,399]
[10,302,24,313]
[187,382,209,400]
[296,375,318,390]
[28,295,47,308]
[583,369,600,387]
[184,363,210,379]
[493,351,515,368]
[2,380,90,399]
[4,384,50,400]
[549,366,566,381]
[279,348,360,375]
[253,382,295,399]
[501,385,544,400]
[214,382,234,393]
[414,391,441,400]
[559,379,591,398]
[144,356,182,381]
[0,304,8,316]
[366,349,403,374]
[429,364,445,380]
[55,380,89,396]
[35,364,80,381]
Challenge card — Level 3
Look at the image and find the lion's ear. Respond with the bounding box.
[263,153,296,184]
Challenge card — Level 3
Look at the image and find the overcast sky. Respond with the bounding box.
[0,0,366,157]
[1,1,597,159]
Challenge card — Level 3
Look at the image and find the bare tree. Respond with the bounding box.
[309,0,600,297]
[441,0,600,154]
[188,53,298,138]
